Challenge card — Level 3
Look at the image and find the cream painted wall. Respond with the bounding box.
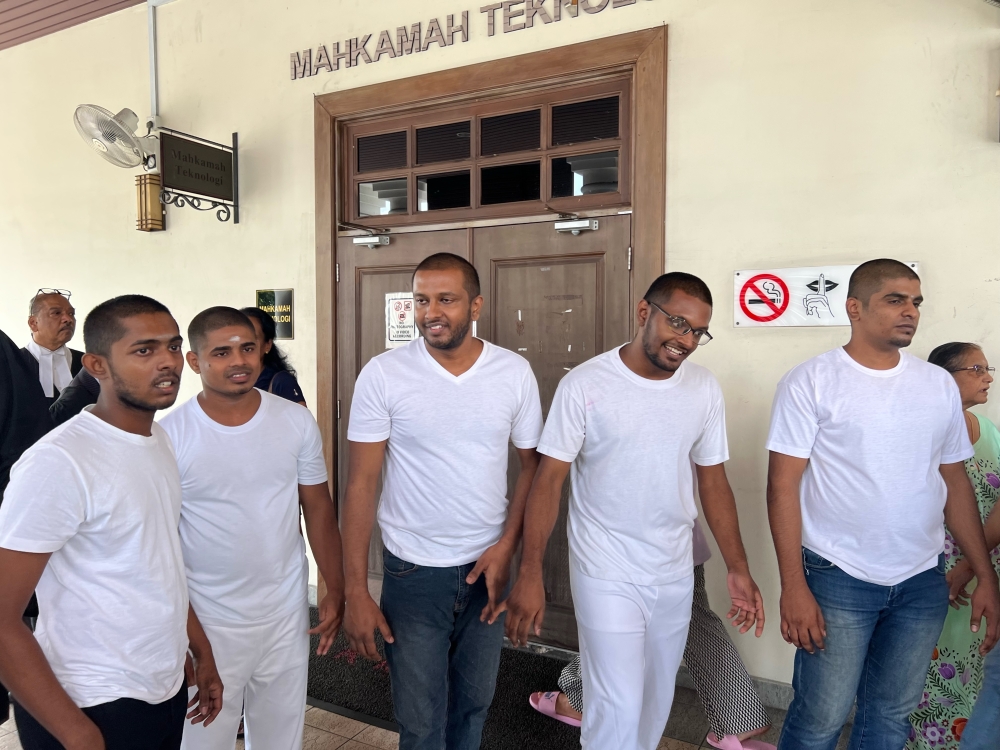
[2,0,1000,684]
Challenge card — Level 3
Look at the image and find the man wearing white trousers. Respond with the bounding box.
[502,272,766,750]
[161,307,345,750]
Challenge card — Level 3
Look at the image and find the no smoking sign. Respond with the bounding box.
[739,273,789,323]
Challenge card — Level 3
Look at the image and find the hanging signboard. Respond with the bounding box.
[733,263,919,327]
[385,292,417,348]
[255,289,294,339]
[160,132,234,202]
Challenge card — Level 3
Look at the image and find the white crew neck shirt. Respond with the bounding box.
[160,391,328,624]
[348,338,544,566]
[767,348,973,586]
[0,410,188,708]
[538,347,730,586]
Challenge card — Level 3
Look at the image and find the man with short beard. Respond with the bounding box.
[0,295,222,750]
[342,253,543,750]
[501,272,765,750]
[161,307,344,750]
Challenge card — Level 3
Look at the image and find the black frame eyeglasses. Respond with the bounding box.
[646,300,713,346]
[950,365,995,376]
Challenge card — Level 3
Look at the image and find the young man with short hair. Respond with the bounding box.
[161,306,344,750]
[767,259,1000,749]
[502,272,765,750]
[342,253,544,750]
[0,295,222,750]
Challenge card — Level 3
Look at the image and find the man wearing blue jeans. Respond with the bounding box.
[961,646,1000,748]
[766,259,1000,750]
[341,253,543,750]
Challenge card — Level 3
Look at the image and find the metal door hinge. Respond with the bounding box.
[337,400,341,419]
[627,247,632,271]
[336,263,340,282]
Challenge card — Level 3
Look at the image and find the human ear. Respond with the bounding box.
[636,300,652,328]
[470,295,484,322]
[186,350,202,374]
[82,353,109,381]
[845,297,862,323]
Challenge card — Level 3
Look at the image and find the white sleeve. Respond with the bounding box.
[537,375,586,463]
[941,381,975,465]
[347,359,391,443]
[0,445,86,554]
[691,381,729,466]
[297,411,330,486]
[510,364,544,449]
[766,378,819,460]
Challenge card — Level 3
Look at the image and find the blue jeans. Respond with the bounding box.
[778,548,949,750]
[961,642,1000,749]
[381,547,505,750]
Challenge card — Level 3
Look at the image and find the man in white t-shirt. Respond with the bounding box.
[160,306,345,750]
[502,272,766,750]
[0,295,222,750]
[767,259,1000,750]
[342,253,543,750]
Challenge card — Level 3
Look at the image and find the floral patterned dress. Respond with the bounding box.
[907,414,1000,748]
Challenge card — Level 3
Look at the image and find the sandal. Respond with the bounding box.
[528,691,582,728]
[705,733,776,750]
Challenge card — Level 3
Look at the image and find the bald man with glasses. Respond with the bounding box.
[21,290,83,407]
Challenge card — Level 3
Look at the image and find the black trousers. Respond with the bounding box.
[14,683,187,750]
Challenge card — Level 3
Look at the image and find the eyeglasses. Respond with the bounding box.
[646,300,713,346]
[34,288,72,300]
[950,365,995,376]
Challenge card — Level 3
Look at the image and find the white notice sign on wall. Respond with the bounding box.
[733,263,919,327]
[385,292,416,348]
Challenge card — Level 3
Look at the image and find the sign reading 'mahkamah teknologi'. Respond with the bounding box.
[290,0,648,81]
[160,133,234,202]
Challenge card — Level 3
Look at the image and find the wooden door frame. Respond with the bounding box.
[314,26,667,490]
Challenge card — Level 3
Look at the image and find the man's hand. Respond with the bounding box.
[497,572,546,647]
[62,719,106,750]
[969,571,1000,655]
[310,592,345,656]
[726,567,765,637]
[466,539,515,624]
[779,579,826,653]
[947,558,975,610]
[343,592,393,661]
[185,651,223,727]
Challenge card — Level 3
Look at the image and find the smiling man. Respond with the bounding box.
[342,253,543,750]
[501,272,765,750]
[160,306,344,750]
[767,259,1000,750]
[0,295,221,750]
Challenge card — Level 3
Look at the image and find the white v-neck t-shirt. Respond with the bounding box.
[767,348,973,586]
[0,410,188,708]
[160,391,328,624]
[538,347,730,586]
[348,338,544,566]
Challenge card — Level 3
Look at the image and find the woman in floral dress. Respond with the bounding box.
[907,343,1000,749]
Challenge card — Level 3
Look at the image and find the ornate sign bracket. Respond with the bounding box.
[158,128,239,224]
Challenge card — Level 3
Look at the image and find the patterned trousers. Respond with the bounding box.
[558,565,770,738]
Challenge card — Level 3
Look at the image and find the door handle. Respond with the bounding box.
[352,235,390,248]
[554,219,598,236]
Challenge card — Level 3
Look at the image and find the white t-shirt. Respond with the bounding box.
[767,348,973,586]
[0,410,188,708]
[348,338,544,566]
[538,347,730,585]
[160,391,328,624]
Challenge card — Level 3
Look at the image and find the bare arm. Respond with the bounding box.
[0,548,104,750]
[466,448,541,624]
[766,451,826,653]
[696,463,764,636]
[340,440,393,660]
[299,481,346,655]
[941,461,1000,653]
[184,606,223,726]
[497,455,572,647]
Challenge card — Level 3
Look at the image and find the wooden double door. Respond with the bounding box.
[336,215,631,649]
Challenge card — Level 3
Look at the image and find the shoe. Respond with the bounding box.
[705,732,776,750]
[528,691,582,728]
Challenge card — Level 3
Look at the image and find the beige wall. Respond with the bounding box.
[2,0,999,684]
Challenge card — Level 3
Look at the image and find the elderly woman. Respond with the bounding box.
[907,343,1000,749]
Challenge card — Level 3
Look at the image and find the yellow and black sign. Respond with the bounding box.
[255,289,294,339]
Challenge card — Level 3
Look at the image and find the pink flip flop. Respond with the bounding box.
[705,733,776,750]
[528,691,582,728]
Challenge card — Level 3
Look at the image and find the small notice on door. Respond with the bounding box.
[385,292,416,349]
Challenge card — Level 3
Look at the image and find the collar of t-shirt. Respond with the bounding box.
[189,391,270,434]
[835,346,910,378]
[609,344,687,390]
[26,338,73,398]
[79,406,162,448]
[416,337,492,383]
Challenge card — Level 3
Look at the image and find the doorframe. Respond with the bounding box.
[314,26,667,490]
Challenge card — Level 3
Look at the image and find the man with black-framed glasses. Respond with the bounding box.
[21,289,83,407]
[501,272,765,750]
